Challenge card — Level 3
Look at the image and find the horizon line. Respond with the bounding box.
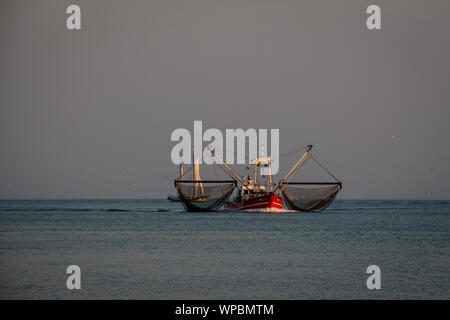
[0,197,448,201]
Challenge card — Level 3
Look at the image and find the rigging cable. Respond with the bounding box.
[310,155,341,183]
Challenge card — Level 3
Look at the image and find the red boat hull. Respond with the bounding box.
[224,194,283,211]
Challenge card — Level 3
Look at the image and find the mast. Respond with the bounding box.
[268,160,273,192]
[193,159,204,197]
[254,161,257,186]
[251,142,274,192]
[276,145,313,192]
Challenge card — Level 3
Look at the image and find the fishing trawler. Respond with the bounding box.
[223,155,283,210]
[173,145,342,212]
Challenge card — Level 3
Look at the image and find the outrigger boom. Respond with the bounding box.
[276,144,313,193]
[209,150,249,189]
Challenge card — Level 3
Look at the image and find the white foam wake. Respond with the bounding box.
[243,207,297,213]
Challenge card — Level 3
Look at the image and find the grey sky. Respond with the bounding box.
[1,0,449,199]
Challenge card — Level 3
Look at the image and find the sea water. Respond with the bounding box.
[0,199,448,299]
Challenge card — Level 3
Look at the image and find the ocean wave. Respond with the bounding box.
[0,207,183,213]
[0,208,59,212]
[329,206,414,212]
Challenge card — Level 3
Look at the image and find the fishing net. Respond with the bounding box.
[280,183,341,212]
[174,180,236,211]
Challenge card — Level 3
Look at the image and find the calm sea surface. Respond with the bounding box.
[0,199,448,299]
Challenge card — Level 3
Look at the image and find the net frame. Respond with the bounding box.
[174,179,237,212]
[280,182,342,212]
